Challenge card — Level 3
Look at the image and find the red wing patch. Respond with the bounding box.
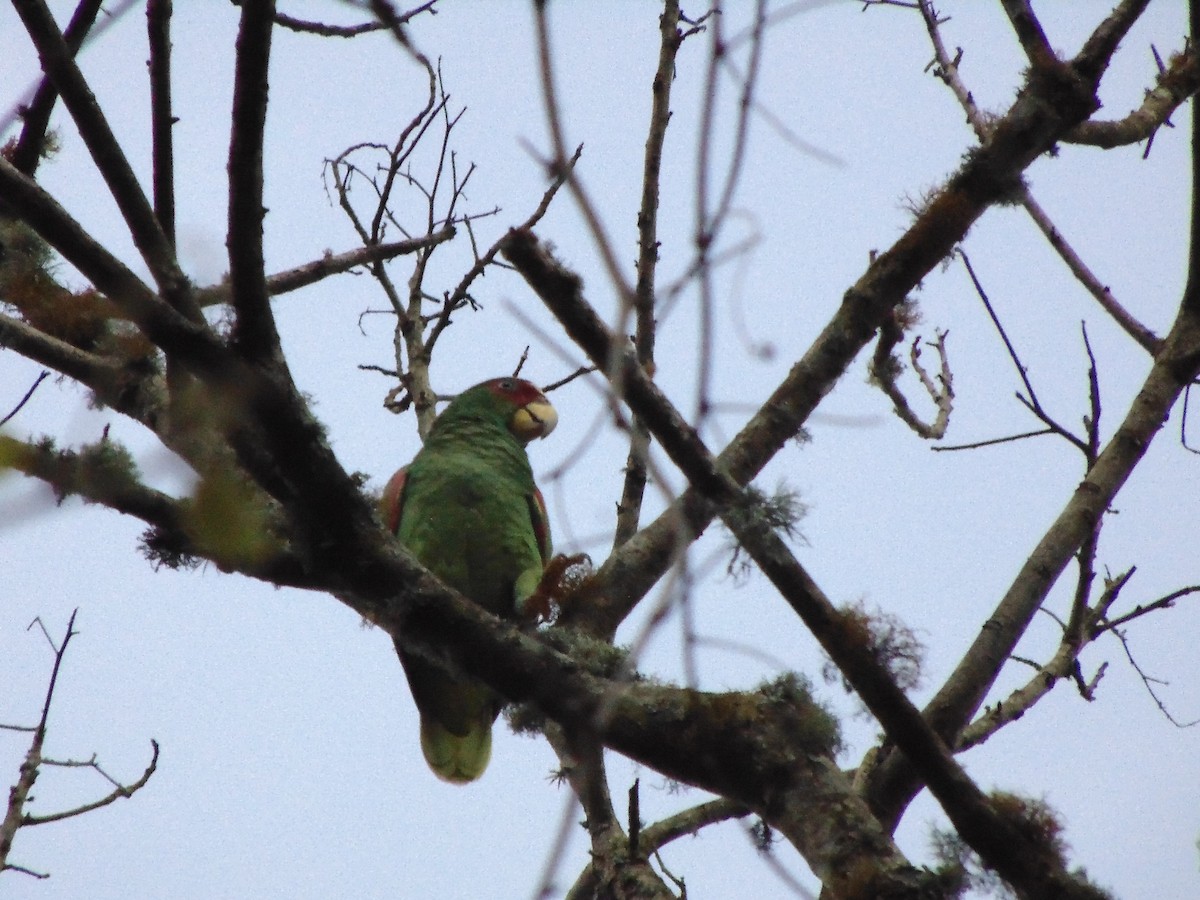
[380,467,408,534]
[527,486,552,564]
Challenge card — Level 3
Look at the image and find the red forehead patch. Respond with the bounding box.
[484,377,546,405]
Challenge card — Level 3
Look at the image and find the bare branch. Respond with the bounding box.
[543,35,1104,643]
[0,370,49,427]
[227,0,280,360]
[253,1,436,38]
[1109,625,1200,728]
[918,1,1163,353]
[22,741,160,826]
[194,229,456,308]
[8,0,106,177]
[501,227,1107,899]
[998,0,1056,69]
[615,0,687,550]
[932,427,1055,452]
[1067,42,1200,149]
[0,610,77,875]
[641,797,752,855]
[954,566,1137,753]
[147,0,175,248]
[0,612,160,879]
[1020,194,1161,352]
[961,249,1089,454]
[870,321,954,439]
[1072,0,1153,83]
[10,0,197,320]
[1098,584,1200,632]
[869,281,1200,830]
[919,2,990,137]
[531,0,635,308]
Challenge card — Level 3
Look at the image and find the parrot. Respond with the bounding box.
[379,376,557,784]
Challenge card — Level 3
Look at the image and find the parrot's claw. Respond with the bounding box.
[522,553,592,624]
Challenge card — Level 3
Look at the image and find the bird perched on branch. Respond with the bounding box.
[380,376,557,783]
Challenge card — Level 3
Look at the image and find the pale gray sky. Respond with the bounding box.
[2,2,1196,898]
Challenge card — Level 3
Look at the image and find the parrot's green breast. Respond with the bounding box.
[397,432,546,617]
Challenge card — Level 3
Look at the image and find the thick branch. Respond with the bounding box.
[0,312,123,388]
[227,0,280,361]
[345,542,923,898]
[998,0,1056,69]
[1072,0,1152,83]
[0,434,184,529]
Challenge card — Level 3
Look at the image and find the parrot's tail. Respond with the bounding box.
[420,718,492,784]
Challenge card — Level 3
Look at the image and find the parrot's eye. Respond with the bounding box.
[499,378,515,391]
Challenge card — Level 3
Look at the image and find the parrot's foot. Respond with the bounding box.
[522,553,592,623]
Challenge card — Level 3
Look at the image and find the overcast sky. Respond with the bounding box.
[2,2,1197,898]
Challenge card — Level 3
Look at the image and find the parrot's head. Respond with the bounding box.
[459,376,558,444]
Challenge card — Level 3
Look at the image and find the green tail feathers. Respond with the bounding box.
[420,718,493,784]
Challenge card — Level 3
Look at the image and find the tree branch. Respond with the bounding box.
[641,797,751,855]
[867,209,1200,837]
[1066,41,1200,149]
[11,0,198,321]
[549,43,1103,640]
[501,227,1107,900]
[613,0,686,552]
[147,0,176,248]
[998,0,1056,70]
[227,0,280,361]
[1072,0,1152,84]
[0,610,78,876]
[8,0,105,177]
[23,741,159,826]
[919,2,1164,354]
[0,157,217,371]
[0,312,123,389]
[193,229,456,308]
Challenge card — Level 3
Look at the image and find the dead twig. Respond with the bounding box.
[1,611,159,878]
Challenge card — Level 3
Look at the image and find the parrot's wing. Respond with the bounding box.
[381,467,408,534]
[528,485,552,563]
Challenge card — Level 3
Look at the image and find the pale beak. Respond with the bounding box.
[511,398,558,442]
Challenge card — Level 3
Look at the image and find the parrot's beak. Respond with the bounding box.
[512,398,558,442]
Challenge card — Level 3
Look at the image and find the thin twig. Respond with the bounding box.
[260,0,436,37]
[0,370,50,427]
[960,249,1088,454]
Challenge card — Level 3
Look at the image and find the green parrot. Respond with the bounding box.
[380,377,557,783]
